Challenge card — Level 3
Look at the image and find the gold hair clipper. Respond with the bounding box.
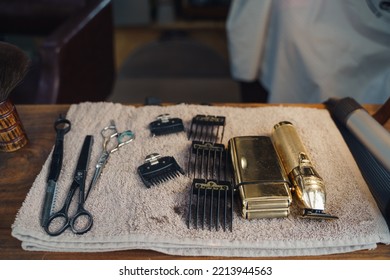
[229,136,292,219]
[272,121,338,219]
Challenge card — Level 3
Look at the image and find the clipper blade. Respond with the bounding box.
[302,209,338,220]
[188,179,234,231]
[149,114,184,136]
[188,114,225,143]
[137,153,185,188]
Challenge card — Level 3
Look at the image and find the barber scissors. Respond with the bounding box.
[41,115,71,227]
[44,135,93,236]
[85,120,135,200]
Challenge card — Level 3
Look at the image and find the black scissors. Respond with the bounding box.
[44,135,93,236]
[41,114,71,227]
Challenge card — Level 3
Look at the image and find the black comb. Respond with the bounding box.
[188,179,234,231]
[137,153,185,188]
[188,115,226,143]
[187,141,226,178]
[187,141,234,231]
[149,114,184,136]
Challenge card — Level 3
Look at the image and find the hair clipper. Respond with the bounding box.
[272,121,338,219]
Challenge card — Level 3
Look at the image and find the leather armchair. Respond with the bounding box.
[0,0,115,104]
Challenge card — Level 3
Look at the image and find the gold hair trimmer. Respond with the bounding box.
[272,121,338,219]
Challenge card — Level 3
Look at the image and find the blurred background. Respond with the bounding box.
[1,0,389,105]
[0,0,266,104]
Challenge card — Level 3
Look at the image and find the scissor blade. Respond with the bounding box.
[47,144,63,182]
[41,179,57,227]
[75,136,93,176]
[85,150,109,200]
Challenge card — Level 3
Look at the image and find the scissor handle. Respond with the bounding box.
[69,207,93,235]
[44,179,79,236]
[44,207,93,236]
[117,130,135,148]
[103,130,135,153]
[44,209,70,236]
[54,115,71,135]
[101,120,118,138]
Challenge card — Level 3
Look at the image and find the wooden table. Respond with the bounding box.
[1,104,389,260]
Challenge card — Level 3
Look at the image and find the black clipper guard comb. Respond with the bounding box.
[188,178,234,232]
[188,114,226,143]
[187,141,234,231]
[137,153,185,188]
[149,114,184,136]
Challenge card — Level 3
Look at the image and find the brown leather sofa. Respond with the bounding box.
[0,0,115,104]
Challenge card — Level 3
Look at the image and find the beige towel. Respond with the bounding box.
[12,103,390,257]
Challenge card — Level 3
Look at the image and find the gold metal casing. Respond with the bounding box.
[228,136,292,219]
[272,121,338,219]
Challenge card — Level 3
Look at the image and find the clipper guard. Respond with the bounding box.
[187,140,234,231]
[188,114,226,143]
[149,114,184,136]
[137,153,185,188]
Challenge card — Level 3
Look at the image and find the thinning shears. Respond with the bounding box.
[41,115,71,227]
[85,120,135,199]
[44,135,94,236]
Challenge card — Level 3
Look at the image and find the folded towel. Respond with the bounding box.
[12,103,390,257]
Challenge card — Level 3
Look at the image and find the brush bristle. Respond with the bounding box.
[0,41,30,102]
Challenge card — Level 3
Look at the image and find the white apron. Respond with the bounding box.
[227,0,390,103]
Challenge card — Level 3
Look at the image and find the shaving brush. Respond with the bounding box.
[0,41,30,152]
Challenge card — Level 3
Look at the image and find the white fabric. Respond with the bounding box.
[227,0,390,104]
